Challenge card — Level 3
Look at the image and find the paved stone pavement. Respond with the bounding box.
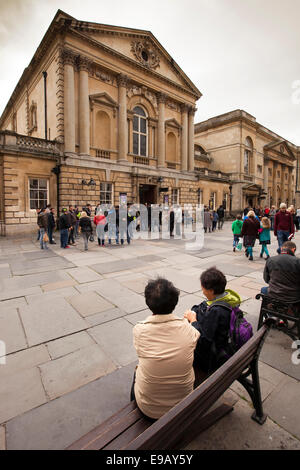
[0,223,300,450]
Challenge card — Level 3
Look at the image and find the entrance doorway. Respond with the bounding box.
[139,184,157,205]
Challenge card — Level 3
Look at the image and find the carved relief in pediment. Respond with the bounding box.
[131,40,160,70]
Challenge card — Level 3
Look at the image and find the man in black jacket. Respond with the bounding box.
[217,205,225,230]
[184,267,241,377]
[262,241,300,303]
[59,208,71,249]
[47,208,56,244]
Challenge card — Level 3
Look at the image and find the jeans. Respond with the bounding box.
[39,228,48,250]
[96,224,105,245]
[68,226,75,244]
[82,232,89,250]
[246,246,253,257]
[261,286,269,295]
[48,226,54,243]
[277,230,290,253]
[60,228,69,248]
[270,216,275,231]
[119,228,130,244]
[233,234,240,247]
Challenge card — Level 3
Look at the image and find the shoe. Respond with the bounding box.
[65,245,70,249]
[245,250,249,257]
[266,255,270,260]
[249,256,253,261]
[233,247,236,252]
[260,253,263,258]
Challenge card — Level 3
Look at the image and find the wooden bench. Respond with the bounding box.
[256,293,300,341]
[67,319,274,451]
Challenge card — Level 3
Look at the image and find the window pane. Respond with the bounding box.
[133,133,139,154]
[140,135,146,156]
[140,117,146,134]
[133,116,139,132]
[39,190,46,200]
[30,179,38,188]
[39,179,47,189]
[30,200,38,210]
[30,190,38,199]
[133,106,146,117]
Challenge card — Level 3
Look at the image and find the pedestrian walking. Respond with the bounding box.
[269,205,276,230]
[212,210,218,231]
[203,207,212,233]
[231,214,243,252]
[217,205,224,229]
[241,210,260,261]
[259,217,271,260]
[79,211,93,251]
[274,203,294,254]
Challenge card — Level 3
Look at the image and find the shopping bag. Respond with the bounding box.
[43,233,49,243]
[237,242,242,251]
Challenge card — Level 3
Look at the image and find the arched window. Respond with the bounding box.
[244,137,253,174]
[133,106,147,156]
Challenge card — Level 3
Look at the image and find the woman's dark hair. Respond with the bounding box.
[144,277,179,315]
[200,267,227,295]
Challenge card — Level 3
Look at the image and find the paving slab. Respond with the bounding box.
[0,286,42,302]
[93,279,146,314]
[66,266,103,283]
[46,331,95,359]
[144,267,201,294]
[184,395,300,450]
[119,277,149,294]
[25,287,79,304]
[124,309,152,325]
[0,426,5,450]
[263,376,300,440]
[90,258,147,275]
[84,307,126,327]
[0,297,27,312]
[10,257,75,275]
[0,345,50,378]
[39,344,117,400]
[41,279,78,292]
[66,291,114,317]
[88,318,137,366]
[260,329,300,381]
[0,367,47,424]
[0,270,71,293]
[6,362,137,450]
[19,298,87,347]
[0,308,28,355]
[22,250,58,260]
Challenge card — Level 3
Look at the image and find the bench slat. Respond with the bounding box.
[66,401,137,450]
[103,417,153,450]
[80,408,144,450]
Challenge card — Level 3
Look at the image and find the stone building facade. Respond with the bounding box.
[194,110,300,213]
[0,9,232,235]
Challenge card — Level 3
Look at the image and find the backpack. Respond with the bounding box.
[210,301,253,357]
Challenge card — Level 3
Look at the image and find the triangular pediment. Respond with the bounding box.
[54,11,201,98]
[89,92,118,108]
[165,118,181,129]
[264,140,296,160]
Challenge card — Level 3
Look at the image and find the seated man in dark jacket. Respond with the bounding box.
[262,241,300,304]
[184,267,241,377]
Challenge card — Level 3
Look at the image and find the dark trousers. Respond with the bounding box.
[68,226,75,244]
[48,226,54,243]
[60,228,69,248]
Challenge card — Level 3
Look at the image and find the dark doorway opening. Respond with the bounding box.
[139,184,157,205]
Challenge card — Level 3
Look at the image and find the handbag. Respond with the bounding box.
[43,233,49,243]
[89,233,94,242]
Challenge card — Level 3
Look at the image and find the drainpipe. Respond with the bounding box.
[51,164,61,221]
[42,71,48,140]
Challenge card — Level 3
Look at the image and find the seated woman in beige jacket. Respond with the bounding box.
[132,277,200,420]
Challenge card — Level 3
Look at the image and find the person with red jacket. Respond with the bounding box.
[94,210,107,246]
[274,203,294,254]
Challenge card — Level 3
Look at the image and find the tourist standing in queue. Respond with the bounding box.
[94,209,107,246]
[67,206,77,246]
[79,211,93,251]
[217,205,224,229]
[59,208,71,249]
[36,208,41,241]
[274,203,294,254]
[259,217,271,260]
[203,207,212,233]
[37,207,49,250]
[288,206,298,232]
[241,210,260,261]
[47,208,56,244]
[212,210,218,231]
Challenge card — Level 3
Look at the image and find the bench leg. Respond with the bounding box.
[238,359,267,425]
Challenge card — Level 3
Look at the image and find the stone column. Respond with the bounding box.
[188,107,195,172]
[78,56,91,155]
[63,49,76,153]
[281,163,286,204]
[272,162,278,206]
[117,74,128,161]
[181,104,188,171]
[157,93,167,168]
[263,157,269,205]
[288,166,293,205]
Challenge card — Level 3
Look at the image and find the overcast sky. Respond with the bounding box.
[0,0,299,144]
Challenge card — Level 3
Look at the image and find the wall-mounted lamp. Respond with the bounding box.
[82,178,96,186]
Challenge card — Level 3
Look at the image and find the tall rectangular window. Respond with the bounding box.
[198,189,203,205]
[100,183,113,205]
[210,192,216,210]
[171,188,179,205]
[29,178,48,210]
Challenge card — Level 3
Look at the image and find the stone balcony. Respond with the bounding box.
[0,131,62,156]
